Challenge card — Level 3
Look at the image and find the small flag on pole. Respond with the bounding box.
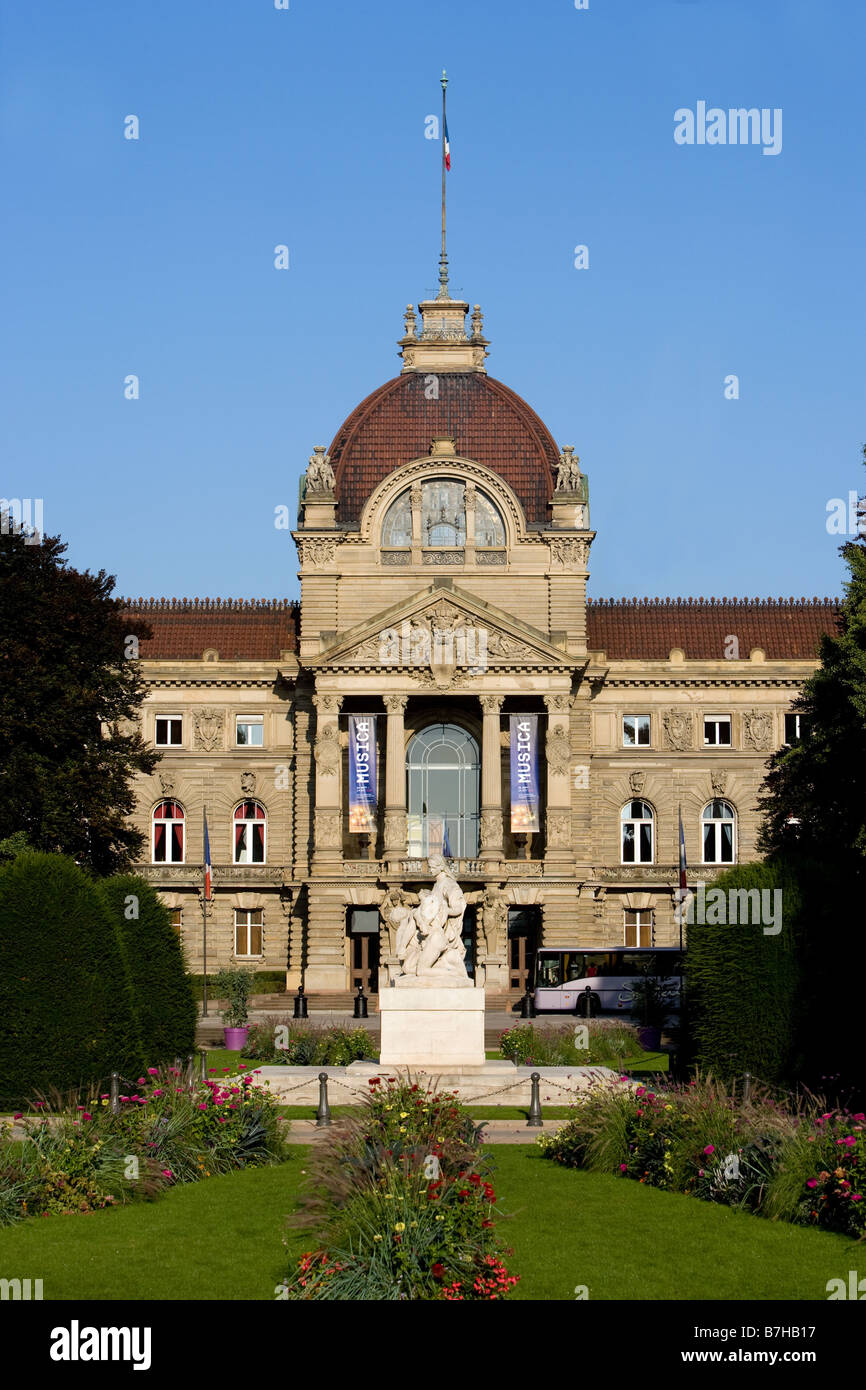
[442,820,452,858]
[203,810,212,902]
[678,808,687,896]
[443,116,451,171]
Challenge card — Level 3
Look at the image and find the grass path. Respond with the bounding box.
[0,1147,854,1301]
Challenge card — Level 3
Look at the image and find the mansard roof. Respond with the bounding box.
[587,597,842,660]
[327,372,561,526]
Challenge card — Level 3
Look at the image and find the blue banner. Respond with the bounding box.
[510,715,540,833]
[348,716,377,833]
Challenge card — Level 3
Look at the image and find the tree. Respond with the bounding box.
[0,518,157,874]
[97,875,197,1063]
[0,852,141,1108]
[757,446,866,1096]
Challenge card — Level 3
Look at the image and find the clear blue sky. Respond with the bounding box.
[2,0,863,604]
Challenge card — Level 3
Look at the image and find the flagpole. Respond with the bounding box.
[678,802,684,954]
[439,68,448,294]
[202,806,209,1017]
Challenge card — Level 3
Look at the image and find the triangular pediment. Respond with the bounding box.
[312,584,577,675]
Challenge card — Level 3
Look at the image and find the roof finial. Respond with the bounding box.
[438,69,450,299]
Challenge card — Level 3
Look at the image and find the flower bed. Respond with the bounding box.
[241,1019,377,1066]
[280,1077,519,1300]
[537,1074,865,1239]
[499,1020,642,1068]
[0,1064,287,1225]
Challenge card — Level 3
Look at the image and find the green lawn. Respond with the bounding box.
[0,1145,855,1301]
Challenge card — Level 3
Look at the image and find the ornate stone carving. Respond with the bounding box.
[297,538,338,567]
[544,694,572,713]
[383,695,408,715]
[240,771,257,795]
[549,536,589,568]
[384,809,408,849]
[546,723,571,778]
[555,446,583,492]
[193,707,224,752]
[710,769,728,796]
[742,709,773,752]
[480,695,504,714]
[314,724,341,776]
[663,710,694,751]
[464,482,476,511]
[403,304,417,340]
[423,549,464,565]
[480,810,502,848]
[480,885,508,956]
[476,550,506,565]
[410,482,423,506]
[382,550,410,566]
[312,694,342,714]
[546,809,572,849]
[158,773,176,796]
[313,809,342,849]
[304,446,335,495]
[628,770,646,795]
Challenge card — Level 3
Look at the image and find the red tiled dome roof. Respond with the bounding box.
[328,372,560,525]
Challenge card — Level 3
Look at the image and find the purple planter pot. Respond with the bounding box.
[637,1025,662,1051]
[224,1026,249,1051]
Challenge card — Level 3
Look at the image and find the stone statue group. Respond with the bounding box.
[387,854,472,987]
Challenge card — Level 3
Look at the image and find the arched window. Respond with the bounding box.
[407,723,480,858]
[234,800,266,864]
[381,481,506,551]
[702,800,735,864]
[621,800,654,864]
[153,800,184,864]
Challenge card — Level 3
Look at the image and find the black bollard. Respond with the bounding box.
[743,1071,752,1104]
[109,1071,120,1116]
[199,1050,209,1082]
[582,985,595,1019]
[186,1054,195,1092]
[315,1072,332,1128]
[527,1072,543,1128]
[353,984,368,1019]
[519,986,534,1019]
[293,986,308,1020]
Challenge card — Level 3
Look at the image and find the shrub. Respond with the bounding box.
[213,967,257,1027]
[0,852,141,1109]
[97,874,197,1064]
[241,1019,377,1065]
[499,1021,641,1068]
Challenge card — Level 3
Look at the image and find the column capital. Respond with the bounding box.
[313,693,342,714]
[544,693,572,714]
[384,694,408,715]
[479,695,504,715]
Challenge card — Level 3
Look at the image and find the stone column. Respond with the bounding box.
[479,695,504,862]
[311,691,343,870]
[544,692,574,868]
[383,694,408,865]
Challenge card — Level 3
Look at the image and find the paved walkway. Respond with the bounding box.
[283,1118,561,1145]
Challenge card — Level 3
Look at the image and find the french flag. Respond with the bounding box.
[203,810,212,902]
[443,117,451,171]
[678,809,687,895]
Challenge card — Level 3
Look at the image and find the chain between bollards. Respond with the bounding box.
[526,1071,543,1127]
[315,1072,332,1127]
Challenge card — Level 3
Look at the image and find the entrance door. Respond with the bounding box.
[348,908,379,992]
[508,906,540,991]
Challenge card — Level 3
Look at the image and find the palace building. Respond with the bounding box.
[124,277,839,1004]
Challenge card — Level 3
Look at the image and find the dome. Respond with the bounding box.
[329,371,561,527]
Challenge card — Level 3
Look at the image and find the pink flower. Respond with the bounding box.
[698,1169,705,1178]
[13,1113,22,1120]
[619,1163,627,1171]
[806,1179,817,1189]
[147,1067,159,1076]
[703,1145,715,1155]
[161,1168,173,1178]
[82,1112,92,1121]
[152,1089,164,1097]
[137,1077,147,1085]
[197,1103,208,1110]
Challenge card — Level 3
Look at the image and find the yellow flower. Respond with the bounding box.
[435,1214,444,1221]
[399,1126,406,1133]
[399,1112,409,1119]
[384,1193,393,1200]
[373,1234,383,1242]
[410,1221,418,1228]
[394,1222,406,1232]
[664,1104,673,1111]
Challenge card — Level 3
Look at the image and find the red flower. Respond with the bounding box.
[432,1263,444,1278]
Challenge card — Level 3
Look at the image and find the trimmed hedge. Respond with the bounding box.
[0,852,141,1108]
[684,861,801,1085]
[97,875,197,1064]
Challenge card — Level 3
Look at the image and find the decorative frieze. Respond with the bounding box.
[297,538,338,567]
[548,536,590,569]
[546,724,571,778]
[314,810,342,849]
[314,724,341,776]
[545,809,572,848]
[193,707,224,752]
[742,709,774,752]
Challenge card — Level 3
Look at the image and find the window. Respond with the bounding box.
[623,715,651,747]
[474,492,506,547]
[155,716,183,746]
[784,712,804,744]
[624,910,653,947]
[621,800,654,864]
[236,715,264,747]
[169,909,182,936]
[704,715,731,746]
[380,481,506,552]
[407,723,480,858]
[235,909,263,957]
[233,800,266,864]
[152,800,184,863]
[702,800,736,864]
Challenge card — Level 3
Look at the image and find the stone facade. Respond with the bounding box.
[123,287,839,999]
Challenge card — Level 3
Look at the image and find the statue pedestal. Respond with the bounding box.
[379,986,486,1068]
